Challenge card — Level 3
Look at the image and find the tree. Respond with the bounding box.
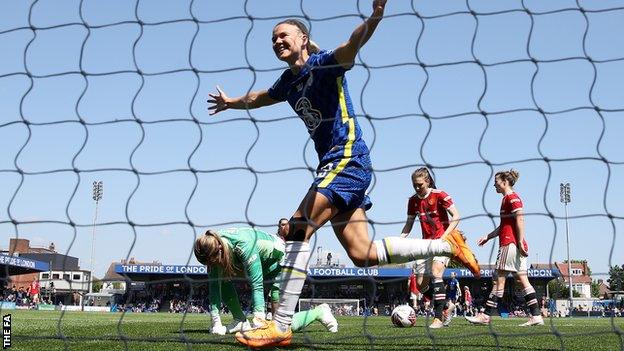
[607,265,624,291]
[548,279,580,298]
[92,279,103,293]
[591,280,601,298]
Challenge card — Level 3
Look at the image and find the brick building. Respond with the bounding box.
[2,238,91,304]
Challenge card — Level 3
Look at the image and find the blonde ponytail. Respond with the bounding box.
[194,230,237,277]
[308,39,321,54]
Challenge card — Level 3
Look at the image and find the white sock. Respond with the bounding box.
[374,237,451,265]
[274,241,310,332]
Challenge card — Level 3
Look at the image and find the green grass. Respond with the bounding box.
[5,310,624,350]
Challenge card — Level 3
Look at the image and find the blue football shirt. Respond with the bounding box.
[268,50,370,163]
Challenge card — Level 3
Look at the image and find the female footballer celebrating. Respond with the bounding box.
[466,170,544,327]
[207,1,480,347]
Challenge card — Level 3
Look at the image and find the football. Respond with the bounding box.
[391,305,416,327]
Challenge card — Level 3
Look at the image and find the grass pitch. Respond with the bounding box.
[5,310,624,350]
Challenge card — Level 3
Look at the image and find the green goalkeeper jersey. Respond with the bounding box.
[209,227,285,316]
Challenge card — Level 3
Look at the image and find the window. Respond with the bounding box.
[73,274,81,280]
[52,274,60,279]
[571,268,583,276]
[41,273,49,279]
[63,274,70,280]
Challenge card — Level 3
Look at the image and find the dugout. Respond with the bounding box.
[85,292,122,307]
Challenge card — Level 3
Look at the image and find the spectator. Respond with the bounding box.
[463,286,472,316]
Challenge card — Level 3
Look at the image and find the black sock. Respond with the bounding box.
[485,291,501,317]
[523,287,540,317]
[433,280,446,320]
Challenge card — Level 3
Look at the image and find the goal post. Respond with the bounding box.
[298,298,363,316]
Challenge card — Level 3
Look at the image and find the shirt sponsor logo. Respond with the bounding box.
[295,97,322,131]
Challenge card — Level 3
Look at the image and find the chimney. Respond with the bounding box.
[9,238,30,255]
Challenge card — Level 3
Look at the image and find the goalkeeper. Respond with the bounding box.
[194,227,338,335]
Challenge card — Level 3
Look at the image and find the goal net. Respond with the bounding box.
[298,298,363,317]
[1,0,622,350]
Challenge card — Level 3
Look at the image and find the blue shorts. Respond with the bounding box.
[312,153,372,212]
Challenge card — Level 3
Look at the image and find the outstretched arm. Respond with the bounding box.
[207,86,279,115]
[400,215,416,238]
[477,227,500,246]
[334,0,387,68]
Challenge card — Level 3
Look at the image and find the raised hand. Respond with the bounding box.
[373,0,387,14]
[207,86,229,115]
[477,236,488,246]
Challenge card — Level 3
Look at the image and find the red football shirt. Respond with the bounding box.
[407,189,454,239]
[499,192,528,251]
[29,280,40,295]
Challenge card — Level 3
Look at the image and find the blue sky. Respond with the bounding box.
[0,0,623,280]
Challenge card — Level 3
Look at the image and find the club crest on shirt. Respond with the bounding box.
[428,198,435,206]
[295,97,322,131]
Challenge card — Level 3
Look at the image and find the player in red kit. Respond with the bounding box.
[29,280,40,304]
[400,167,467,328]
[466,169,544,326]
